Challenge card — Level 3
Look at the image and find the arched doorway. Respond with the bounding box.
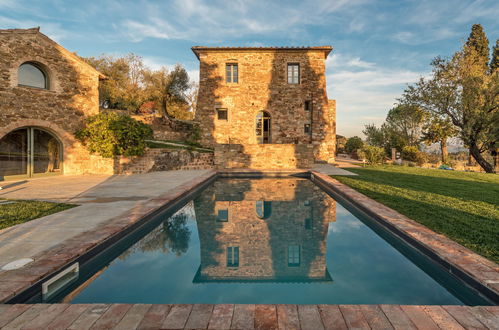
[256,111,271,144]
[0,127,62,180]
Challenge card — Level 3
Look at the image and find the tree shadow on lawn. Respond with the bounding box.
[343,168,499,207]
[344,184,499,263]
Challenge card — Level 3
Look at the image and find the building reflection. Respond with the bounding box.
[193,178,336,283]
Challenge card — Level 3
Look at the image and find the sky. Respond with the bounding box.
[1,0,498,137]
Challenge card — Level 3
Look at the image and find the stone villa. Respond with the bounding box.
[0,28,336,180]
[193,46,336,168]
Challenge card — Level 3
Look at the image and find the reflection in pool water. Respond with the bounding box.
[58,178,490,305]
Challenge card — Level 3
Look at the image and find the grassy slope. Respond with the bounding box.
[333,166,499,263]
[0,200,76,230]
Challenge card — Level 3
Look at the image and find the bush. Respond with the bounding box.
[402,146,427,166]
[76,112,153,158]
[358,145,385,165]
[345,136,364,154]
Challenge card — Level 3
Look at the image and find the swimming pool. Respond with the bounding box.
[39,177,491,305]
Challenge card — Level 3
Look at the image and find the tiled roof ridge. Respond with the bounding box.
[192,45,332,49]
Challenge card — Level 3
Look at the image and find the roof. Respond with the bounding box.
[0,27,106,79]
[191,45,333,60]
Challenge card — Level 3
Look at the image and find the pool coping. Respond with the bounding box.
[0,169,497,306]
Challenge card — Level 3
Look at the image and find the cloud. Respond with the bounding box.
[326,53,426,136]
[118,0,367,42]
[0,16,68,42]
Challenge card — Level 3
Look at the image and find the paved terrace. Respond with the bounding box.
[0,171,212,269]
[0,303,498,329]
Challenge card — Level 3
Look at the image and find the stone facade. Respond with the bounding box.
[193,178,336,281]
[0,28,107,177]
[214,143,313,169]
[193,46,336,169]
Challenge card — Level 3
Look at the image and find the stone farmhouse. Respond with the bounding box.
[193,46,336,169]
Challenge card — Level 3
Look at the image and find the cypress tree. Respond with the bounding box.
[491,39,499,73]
[465,24,490,69]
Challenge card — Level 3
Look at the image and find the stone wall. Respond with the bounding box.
[131,114,196,142]
[114,148,214,174]
[214,144,314,169]
[0,28,109,176]
[194,47,336,166]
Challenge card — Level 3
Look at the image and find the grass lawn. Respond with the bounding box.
[332,165,499,263]
[0,200,76,230]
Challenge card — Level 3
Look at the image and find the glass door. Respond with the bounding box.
[0,127,62,180]
[0,128,29,180]
[256,111,271,144]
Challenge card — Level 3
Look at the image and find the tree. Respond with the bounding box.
[421,115,457,163]
[385,104,427,146]
[345,136,363,154]
[402,24,498,173]
[84,54,147,111]
[490,39,498,73]
[142,65,191,120]
[336,135,347,153]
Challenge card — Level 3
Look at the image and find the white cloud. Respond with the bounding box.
[326,53,426,137]
[118,0,366,42]
[0,16,68,42]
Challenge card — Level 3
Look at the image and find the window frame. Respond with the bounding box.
[304,100,311,111]
[216,108,228,121]
[226,63,238,83]
[304,124,311,134]
[287,63,300,84]
[288,245,301,267]
[227,246,239,267]
[17,62,49,90]
[217,209,229,222]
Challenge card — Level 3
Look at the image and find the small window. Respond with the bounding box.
[255,201,272,219]
[288,245,300,267]
[18,62,48,89]
[304,124,311,134]
[304,100,311,111]
[217,209,229,222]
[217,108,228,120]
[287,63,300,84]
[226,63,238,83]
[227,246,239,267]
[305,218,312,229]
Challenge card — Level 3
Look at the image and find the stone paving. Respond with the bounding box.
[312,164,357,175]
[0,171,212,269]
[0,303,497,329]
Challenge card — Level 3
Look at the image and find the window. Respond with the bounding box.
[287,63,300,84]
[18,62,48,89]
[217,209,229,222]
[288,245,301,267]
[255,201,272,219]
[304,124,311,134]
[217,108,228,120]
[304,100,311,111]
[227,246,239,267]
[305,218,312,229]
[256,111,271,144]
[226,63,238,83]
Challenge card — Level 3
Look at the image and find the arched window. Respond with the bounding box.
[255,201,272,219]
[18,62,49,89]
[256,111,271,144]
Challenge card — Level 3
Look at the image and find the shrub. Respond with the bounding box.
[358,145,385,165]
[76,112,153,158]
[402,146,427,166]
[345,136,364,154]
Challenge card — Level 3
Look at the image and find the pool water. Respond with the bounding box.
[52,178,490,305]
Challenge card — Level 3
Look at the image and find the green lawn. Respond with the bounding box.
[332,166,499,263]
[0,200,76,230]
